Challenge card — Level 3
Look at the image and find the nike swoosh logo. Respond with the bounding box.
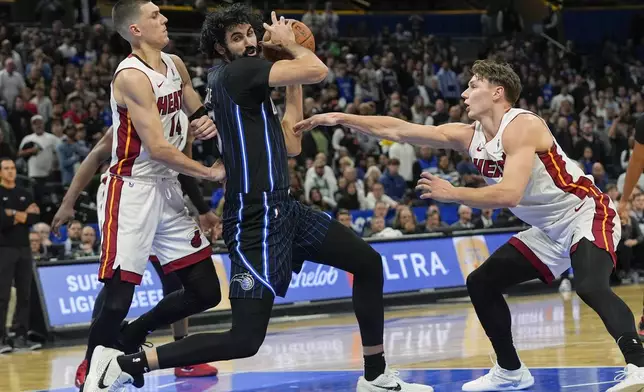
[97,359,112,389]
[373,383,402,391]
[476,146,483,152]
[157,81,164,87]
[574,201,585,212]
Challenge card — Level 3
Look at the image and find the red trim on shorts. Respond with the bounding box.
[109,106,142,177]
[509,237,555,284]
[149,255,160,263]
[118,270,143,285]
[538,144,617,261]
[161,246,212,275]
[99,177,125,281]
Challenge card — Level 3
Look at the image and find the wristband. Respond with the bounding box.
[188,106,207,123]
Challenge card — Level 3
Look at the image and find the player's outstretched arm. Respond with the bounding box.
[619,116,644,212]
[293,112,474,151]
[263,13,327,86]
[416,115,542,209]
[281,84,303,156]
[52,128,114,234]
[114,69,223,182]
[169,55,217,141]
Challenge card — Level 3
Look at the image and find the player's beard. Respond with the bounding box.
[226,45,258,61]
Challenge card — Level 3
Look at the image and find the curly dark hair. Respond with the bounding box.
[199,3,264,59]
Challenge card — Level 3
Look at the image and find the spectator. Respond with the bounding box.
[29,231,47,261]
[579,146,595,174]
[424,212,449,232]
[336,209,353,230]
[18,115,60,203]
[308,187,331,211]
[436,61,460,105]
[62,96,87,124]
[336,181,365,210]
[304,157,338,207]
[0,158,42,352]
[473,208,495,229]
[56,123,90,186]
[435,155,461,186]
[365,182,398,209]
[392,206,420,234]
[616,206,642,283]
[388,142,416,182]
[64,220,82,256]
[379,158,406,200]
[30,84,53,124]
[592,162,609,192]
[451,205,475,229]
[75,225,98,257]
[0,58,25,111]
[32,222,53,248]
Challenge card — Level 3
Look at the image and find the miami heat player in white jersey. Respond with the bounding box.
[98,52,211,285]
[468,108,620,280]
[108,52,186,178]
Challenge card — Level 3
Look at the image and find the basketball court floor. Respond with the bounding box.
[3,285,642,392]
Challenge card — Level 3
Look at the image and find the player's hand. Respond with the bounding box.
[198,211,220,237]
[293,113,343,135]
[262,12,296,50]
[190,115,218,140]
[415,172,456,202]
[52,202,75,235]
[208,160,226,183]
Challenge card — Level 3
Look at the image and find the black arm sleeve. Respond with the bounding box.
[635,116,644,145]
[178,174,210,214]
[223,57,274,106]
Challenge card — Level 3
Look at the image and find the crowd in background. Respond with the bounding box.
[0,3,644,287]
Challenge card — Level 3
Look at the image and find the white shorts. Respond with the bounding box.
[510,197,621,283]
[96,175,211,285]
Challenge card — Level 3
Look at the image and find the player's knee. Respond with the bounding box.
[355,247,384,283]
[466,267,487,297]
[574,277,608,303]
[192,283,222,310]
[231,328,266,358]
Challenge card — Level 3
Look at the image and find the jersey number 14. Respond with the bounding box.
[169,113,182,137]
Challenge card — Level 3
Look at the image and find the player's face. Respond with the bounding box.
[135,2,169,49]
[224,24,258,61]
[462,75,501,120]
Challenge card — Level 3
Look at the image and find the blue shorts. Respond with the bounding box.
[222,190,332,299]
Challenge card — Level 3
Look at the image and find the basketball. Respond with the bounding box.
[262,20,315,62]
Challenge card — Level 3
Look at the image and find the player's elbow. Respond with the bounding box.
[303,63,328,84]
[503,191,522,208]
[148,143,173,162]
[287,146,302,157]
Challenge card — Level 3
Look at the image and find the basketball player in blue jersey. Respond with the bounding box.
[85,4,433,392]
[295,60,644,391]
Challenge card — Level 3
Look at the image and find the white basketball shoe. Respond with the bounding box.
[462,361,534,391]
[606,364,644,391]
[83,346,133,392]
[356,367,434,391]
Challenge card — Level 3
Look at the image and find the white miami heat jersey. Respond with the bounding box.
[468,108,612,231]
[108,52,187,179]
